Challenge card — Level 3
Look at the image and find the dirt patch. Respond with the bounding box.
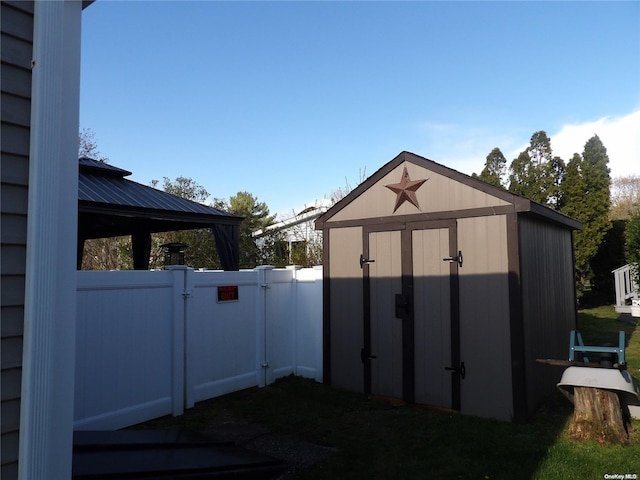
[201,423,337,478]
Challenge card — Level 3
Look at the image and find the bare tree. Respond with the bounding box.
[81,236,133,270]
[78,128,109,162]
[610,175,640,220]
[330,167,367,204]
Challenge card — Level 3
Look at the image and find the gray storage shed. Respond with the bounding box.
[315,151,581,422]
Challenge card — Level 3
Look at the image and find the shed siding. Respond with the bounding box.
[329,162,510,223]
[327,227,364,391]
[457,215,513,420]
[519,215,576,415]
[1,1,32,477]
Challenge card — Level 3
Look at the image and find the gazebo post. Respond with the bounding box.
[132,232,151,270]
[212,224,241,271]
[77,235,85,270]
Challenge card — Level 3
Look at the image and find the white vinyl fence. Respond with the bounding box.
[74,266,322,431]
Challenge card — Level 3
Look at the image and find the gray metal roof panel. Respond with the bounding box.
[78,160,240,220]
[79,156,132,177]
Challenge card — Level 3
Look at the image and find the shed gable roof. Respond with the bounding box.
[316,151,581,230]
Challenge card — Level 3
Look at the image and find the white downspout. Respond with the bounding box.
[19,1,82,479]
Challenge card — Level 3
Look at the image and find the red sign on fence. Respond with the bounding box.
[217,285,239,302]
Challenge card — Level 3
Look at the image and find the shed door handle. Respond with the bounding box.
[360,254,375,268]
[445,362,466,379]
[443,250,463,268]
[361,348,377,363]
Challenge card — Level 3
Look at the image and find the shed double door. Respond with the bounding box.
[364,221,461,410]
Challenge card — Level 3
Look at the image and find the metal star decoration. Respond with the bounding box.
[385,166,428,213]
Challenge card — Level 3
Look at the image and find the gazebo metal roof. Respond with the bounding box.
[78,157,242,270]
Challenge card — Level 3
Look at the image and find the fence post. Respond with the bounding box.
[255,266,274,387]
[167,266,190,416]
[313,267,324,382]
[183,268,195,409]
[287,266,302,376]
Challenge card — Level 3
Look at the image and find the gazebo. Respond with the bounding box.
[77,157,242,270]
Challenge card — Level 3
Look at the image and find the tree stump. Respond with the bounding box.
[567,387,628,444]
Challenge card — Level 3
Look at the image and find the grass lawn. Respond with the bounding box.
[578,306,640,372]
[139,305,640,479]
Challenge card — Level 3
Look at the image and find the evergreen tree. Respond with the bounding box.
[625,210,640,261]
[590,220,627,300]
[559,153,585,213]
[508,131,556,206]
[559,153,587,296]
[477,147,506,187]
[560,136,612,299]
[527,131,553,166]
[545,155,566,210]
[222,192,277,268]
[508,149,542,200]
[624,209,640,296]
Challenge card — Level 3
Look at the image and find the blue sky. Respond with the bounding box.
[80,1,640,216]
